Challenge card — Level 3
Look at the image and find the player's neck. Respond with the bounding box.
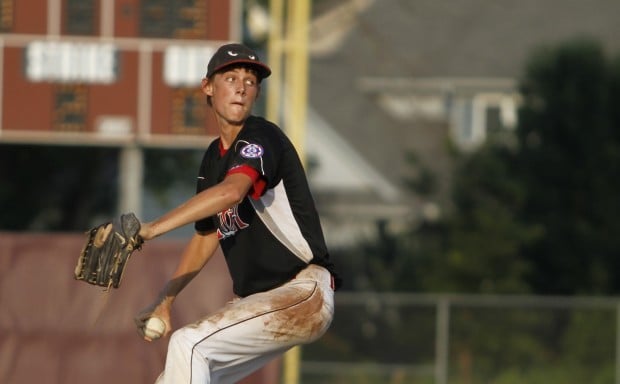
[218,123,244,149]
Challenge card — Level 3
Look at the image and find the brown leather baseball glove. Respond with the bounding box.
[74,212,143,290]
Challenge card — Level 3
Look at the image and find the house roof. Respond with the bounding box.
[311,0,620,77]
[306,0,620,202]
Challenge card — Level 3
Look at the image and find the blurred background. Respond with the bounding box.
[2,0,620,383]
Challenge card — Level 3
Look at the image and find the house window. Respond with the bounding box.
[486,106,503,134]
[140,0,207,39]
[171,88,206,134]
[453,92,518,150]
[163,45,214,86]
[473,93,516,132]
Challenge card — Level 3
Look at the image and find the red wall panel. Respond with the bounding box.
[87,50,139,133]
[2,47,54,131]
[114,0,140,37]
[12,0,48,34]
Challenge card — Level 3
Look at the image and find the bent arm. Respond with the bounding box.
[136,230,220,338]
[158,230,221,305]
[140,172,253,240]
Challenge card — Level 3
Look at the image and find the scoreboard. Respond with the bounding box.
[0,0,239,148]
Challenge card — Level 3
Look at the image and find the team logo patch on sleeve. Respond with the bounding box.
[240,143,264,158]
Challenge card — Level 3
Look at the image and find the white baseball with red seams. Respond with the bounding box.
[145,317,166,339]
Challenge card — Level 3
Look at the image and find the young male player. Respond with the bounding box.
[135,43,341,383]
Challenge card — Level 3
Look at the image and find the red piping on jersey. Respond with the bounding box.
[219,140,228,157]
[227,165,267,200]
[220,141,266,199]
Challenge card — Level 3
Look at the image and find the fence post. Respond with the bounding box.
[435,297,450,384]
[118,145,143,217]
[616,303,620,384]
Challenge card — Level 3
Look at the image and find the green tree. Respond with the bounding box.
[517,38,620,294]
[410,38,620,295]
[0,145,200,231]
[411,144,538,294]
[0,145,119,230]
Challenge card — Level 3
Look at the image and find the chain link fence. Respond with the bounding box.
[299,292,620,384]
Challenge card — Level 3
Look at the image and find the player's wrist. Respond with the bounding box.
[139,221,157,241]
[155,296,175,315]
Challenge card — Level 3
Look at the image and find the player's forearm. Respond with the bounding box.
[158,231,219,304]
[140,174,251,240]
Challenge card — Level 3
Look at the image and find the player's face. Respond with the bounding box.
[203,67,260,126]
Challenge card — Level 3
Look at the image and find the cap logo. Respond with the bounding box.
[249,55,256,60]
[227,51,239,56]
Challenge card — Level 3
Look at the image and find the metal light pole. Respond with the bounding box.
[266,0,284,126]
[267,1,312,383]
[267,0,310,164]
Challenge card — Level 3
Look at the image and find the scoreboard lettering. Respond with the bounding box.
[26,42,117,84]
[164,45,215,86]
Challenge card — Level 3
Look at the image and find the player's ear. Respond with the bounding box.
[201,77,214,97]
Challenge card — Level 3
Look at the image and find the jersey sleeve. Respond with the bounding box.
[227,165,267,199]
[228,132,280,197]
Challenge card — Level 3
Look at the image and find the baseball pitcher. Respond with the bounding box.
[132,43,341,384]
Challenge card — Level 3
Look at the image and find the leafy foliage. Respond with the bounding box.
[414,145,539,294]
[0,145,201,231]
[0,145,119,231]
[337,38,620,297]
[408,37,620,296]
[516,38,620,294]
[143,148,203,206]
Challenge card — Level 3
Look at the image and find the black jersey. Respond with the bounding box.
[195,116,339,297]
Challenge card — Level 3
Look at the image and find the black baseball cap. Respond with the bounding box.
[206,43,271,80]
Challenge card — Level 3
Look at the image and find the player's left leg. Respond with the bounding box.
[156,265,334,384]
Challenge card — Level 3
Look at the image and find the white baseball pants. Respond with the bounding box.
[155,265,334,384]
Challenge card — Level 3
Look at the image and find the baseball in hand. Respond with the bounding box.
[144,317,166,339]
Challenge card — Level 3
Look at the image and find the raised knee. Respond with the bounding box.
[167,322,219,357]
[167,328,193,353]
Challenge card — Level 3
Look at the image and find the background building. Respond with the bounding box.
[303,0,620,250]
